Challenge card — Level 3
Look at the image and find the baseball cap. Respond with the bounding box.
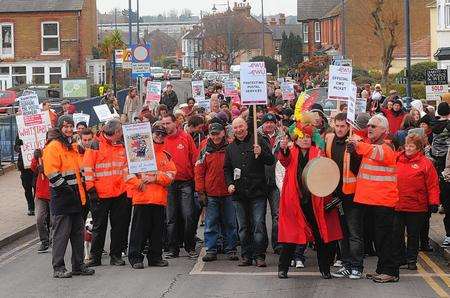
[209,122,224,135]
[61,99,70,105]
[152,122,167,136]
[262,113,278,124]
[166,82,173,87]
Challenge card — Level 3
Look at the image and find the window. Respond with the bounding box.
[0,23,13,57]
[0,67,9,75]
[49,66,61,84]
[12,66,26,87]
[41,22,60,54]
[446,0,450,28]
[303,23,308,43]
[315,22,321,42]
[32,67,45,84]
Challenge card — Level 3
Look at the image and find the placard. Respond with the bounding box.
[240,62,268,105]
[123,122,158,174]
[224,80,240,104]
[73,113,90,127]
[426,69,448,85]
[146,82,162,102]
[426,84,449,102]
[93,104,114,122]
[346,84,357,127]
[19,93,40,116]
[192,80,209,111]
[60,78,90,99]
[280,82,295,101]
[328,65,353,101]
[355,98,367,115]
[16,111,52,168]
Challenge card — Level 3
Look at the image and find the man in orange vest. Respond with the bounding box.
[348,114,400,283]
[325,113,363,279]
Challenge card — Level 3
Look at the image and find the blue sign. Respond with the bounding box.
[131,43,152,79]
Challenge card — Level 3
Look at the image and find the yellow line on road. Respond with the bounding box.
[419,252,450,288]
[417,262,448,298]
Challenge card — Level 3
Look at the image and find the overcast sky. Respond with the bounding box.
[97,0,296,17]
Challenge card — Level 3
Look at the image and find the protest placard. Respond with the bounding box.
[192,80,209,111]
[123,122,158,174]
[224,80,240,104]
[93,104,115,122]
[280,82,295,101]
[346,84,358,127]
[73,113,90,127]
[328,65,353,101]
[16,111,52,168]
[146,81,162,102]
[240,62,268,105]
[19,93,40,116]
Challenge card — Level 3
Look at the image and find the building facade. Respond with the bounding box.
[181,25,203,70]
[431,0,450,78]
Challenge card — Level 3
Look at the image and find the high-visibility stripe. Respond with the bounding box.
[62,170,75,176]
[96,162,111,169]
[370,146,378,160]
[66,179,78,185]
[85,176,94,181]
[360,163,395,173]
[125,174,135,181]
[48,172,60,179]
[359,173,396,182]
[112,161,124,167]
[83,167,93,172]
[52,177,65,187]
[343,177,357,183]
[378,145,384,160]
[94,170,123,177]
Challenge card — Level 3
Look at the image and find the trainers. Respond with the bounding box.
[349,270,362,279]
[37,243,49,253]
[290,260,295,267]
[443,237,450,246]
[132,262,144,269]
[331,267,351,278]
[71,266,95,276]
[226,251,239,261]
[278,271,288,279]
[149,259,169,267]
[27,210,35,216]
[373,274,399,283]
[164,251,179,259]
[365,272,380,280]
[333,260,343,267]
[110,256,125,266]
[295,260,305,268]
[238,258,252,266]
[85,258,101,267]
[53,269,72,278]
[202,253,217,262]
[188,250,199,259]
[407,262,417,270]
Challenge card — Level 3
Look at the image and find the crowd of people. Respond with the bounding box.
[14,79,450,284]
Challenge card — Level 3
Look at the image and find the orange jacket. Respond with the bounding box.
[354,141,399,207]
[125,144,176,206]
[82,134,127,199]
[43,139,83,215]
[77,150,87,205]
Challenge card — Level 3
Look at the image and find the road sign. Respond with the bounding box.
[114,49,124,68]
[426,69,448,85]
[131,43,152,79]
[122,48,132,69]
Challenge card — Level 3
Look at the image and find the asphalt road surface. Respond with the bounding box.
[168,78,192,104]
[1,223,450,298]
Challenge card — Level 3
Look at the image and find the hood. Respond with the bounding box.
[411,100,425,117]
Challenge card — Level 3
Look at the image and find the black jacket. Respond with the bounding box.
[224,132,275,200]
[160,90,178,111]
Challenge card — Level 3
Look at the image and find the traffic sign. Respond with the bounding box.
[131,43,152,79]
[122,48,132,69]
[114,49,124,68]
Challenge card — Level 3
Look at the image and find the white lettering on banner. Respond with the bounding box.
[328,65,353,101]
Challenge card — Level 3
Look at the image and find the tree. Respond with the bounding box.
[250,56,278,75]
[98,30,126,59]
[280,32,304,67]
[121,9,143,22]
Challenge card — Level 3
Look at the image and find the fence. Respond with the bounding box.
[0,89,128,163]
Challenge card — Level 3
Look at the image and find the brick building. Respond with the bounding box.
[0,0,97,90]
[268,13,302,62]
[297,0,430,72]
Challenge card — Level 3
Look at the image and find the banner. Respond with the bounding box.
[280,82,295,101]
[123,122,158,174]
[146,82,162,102]
[73,113,90,127]
[346,84,358,127]
[19,93,40,116]
[192,80,209,111]
[328,65,353,101]
[240,62,268,105]
[93,104,115,122]
[16,111,52,168]
[224,80,240,104]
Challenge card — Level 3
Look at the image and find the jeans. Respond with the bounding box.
[166,180,196,253]
[35,199,51,245]
[294,244,306,263]
[52,213,84,271]
[267,187,280,250]
[204,196,238,254]
[371,206,399,277]
[234,198,268,260]
[340,200,365,272]
[20,170,35,212]
[393,211,427,265]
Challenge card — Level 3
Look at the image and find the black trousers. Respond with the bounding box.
[393,211,427,265]
[20,169,35,212]
[52,213,84,271]
[419,211,432,247]
[371,206,399,277]
[90,193,130,260]
[128,204,165,265]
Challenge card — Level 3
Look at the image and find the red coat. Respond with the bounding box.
[395,152,440,212]
[30,157,50,201]
[164,129,198,181]
[277,145,343,244]
[382,108,405,135]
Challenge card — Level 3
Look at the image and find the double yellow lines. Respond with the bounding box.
[418,252,450,297]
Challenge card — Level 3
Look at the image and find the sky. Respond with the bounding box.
[96,0,296,17]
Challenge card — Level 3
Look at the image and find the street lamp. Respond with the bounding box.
[243,0,265,57]
[211,1,232,69]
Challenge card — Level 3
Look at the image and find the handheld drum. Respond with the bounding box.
[302,157,340,197]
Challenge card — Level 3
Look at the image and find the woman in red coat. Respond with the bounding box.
[276,125,343,279]
[393,133,440,270]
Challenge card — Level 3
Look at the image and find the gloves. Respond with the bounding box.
[430,205,439,214]
[37,165,44,173]
[77,144,85,155]
[33,149,42,159]
[346,142,356,154]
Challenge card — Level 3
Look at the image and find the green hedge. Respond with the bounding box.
[396,62,438,82]
[385,83,426,99]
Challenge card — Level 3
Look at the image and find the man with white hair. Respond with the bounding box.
[348,114,400,283]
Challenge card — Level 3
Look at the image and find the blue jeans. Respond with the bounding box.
[234,198,268,260]
[204,196,238,254]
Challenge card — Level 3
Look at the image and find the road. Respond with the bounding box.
[168,78,192,105]
[1,224,450,297]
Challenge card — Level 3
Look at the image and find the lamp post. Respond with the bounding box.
[212,1,232,69]
[128,0,132,46]
[136,0,140,43]
[404,0,412,100]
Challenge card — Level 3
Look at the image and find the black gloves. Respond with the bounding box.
[346,142,356,154]
[33,149,42,159]
[430,205,439,214]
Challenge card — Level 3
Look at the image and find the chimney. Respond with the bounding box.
[269,17,277,27]
[279,13,286,26]
[233,2,251,17]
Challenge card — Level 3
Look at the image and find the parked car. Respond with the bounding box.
[192,69,208,80]
[203,71,219,87]
[168,69,181,80]
[218,73,230,83]
[0,90,17,113]
[150,67,165,80]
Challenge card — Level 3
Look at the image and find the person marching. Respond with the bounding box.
[83,119,129,267]
[347,114,400,283]
[277,112,342,279]
[43,115,94,278]
[126,123,177,269]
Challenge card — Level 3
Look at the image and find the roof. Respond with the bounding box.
[0,0,84,13]
[271,24,302,40]
[393,36,431,58]
[297,0,341,21]
[182,26,203,40]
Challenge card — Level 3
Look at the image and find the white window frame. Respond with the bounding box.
[41,22,60,55]
[314,22,321,42]
[0,23,14,58]
[445,0,450,29]
[303,23,308,43]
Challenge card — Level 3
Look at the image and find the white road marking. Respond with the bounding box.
[0,237,39,266]
[189,247,206,275]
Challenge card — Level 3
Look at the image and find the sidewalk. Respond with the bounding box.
[429,213,450,263]
[0,169,36,248]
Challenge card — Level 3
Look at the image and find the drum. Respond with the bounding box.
[302,157,340,197]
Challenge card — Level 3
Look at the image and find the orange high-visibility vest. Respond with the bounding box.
[325,133,356,194]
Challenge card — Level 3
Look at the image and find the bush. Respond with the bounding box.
[396,62,438,82]
[385,83,426,99]
[352,67,369,79]
[353,76,377,86]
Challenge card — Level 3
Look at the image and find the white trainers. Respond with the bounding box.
[333,260,343,267]
[295,260,305,268]
[443,237,450,246]
[331,267,351,278]
[290,260,295,267]
[349,270,362,279]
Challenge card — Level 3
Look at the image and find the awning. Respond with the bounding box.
[434,47,450,61]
